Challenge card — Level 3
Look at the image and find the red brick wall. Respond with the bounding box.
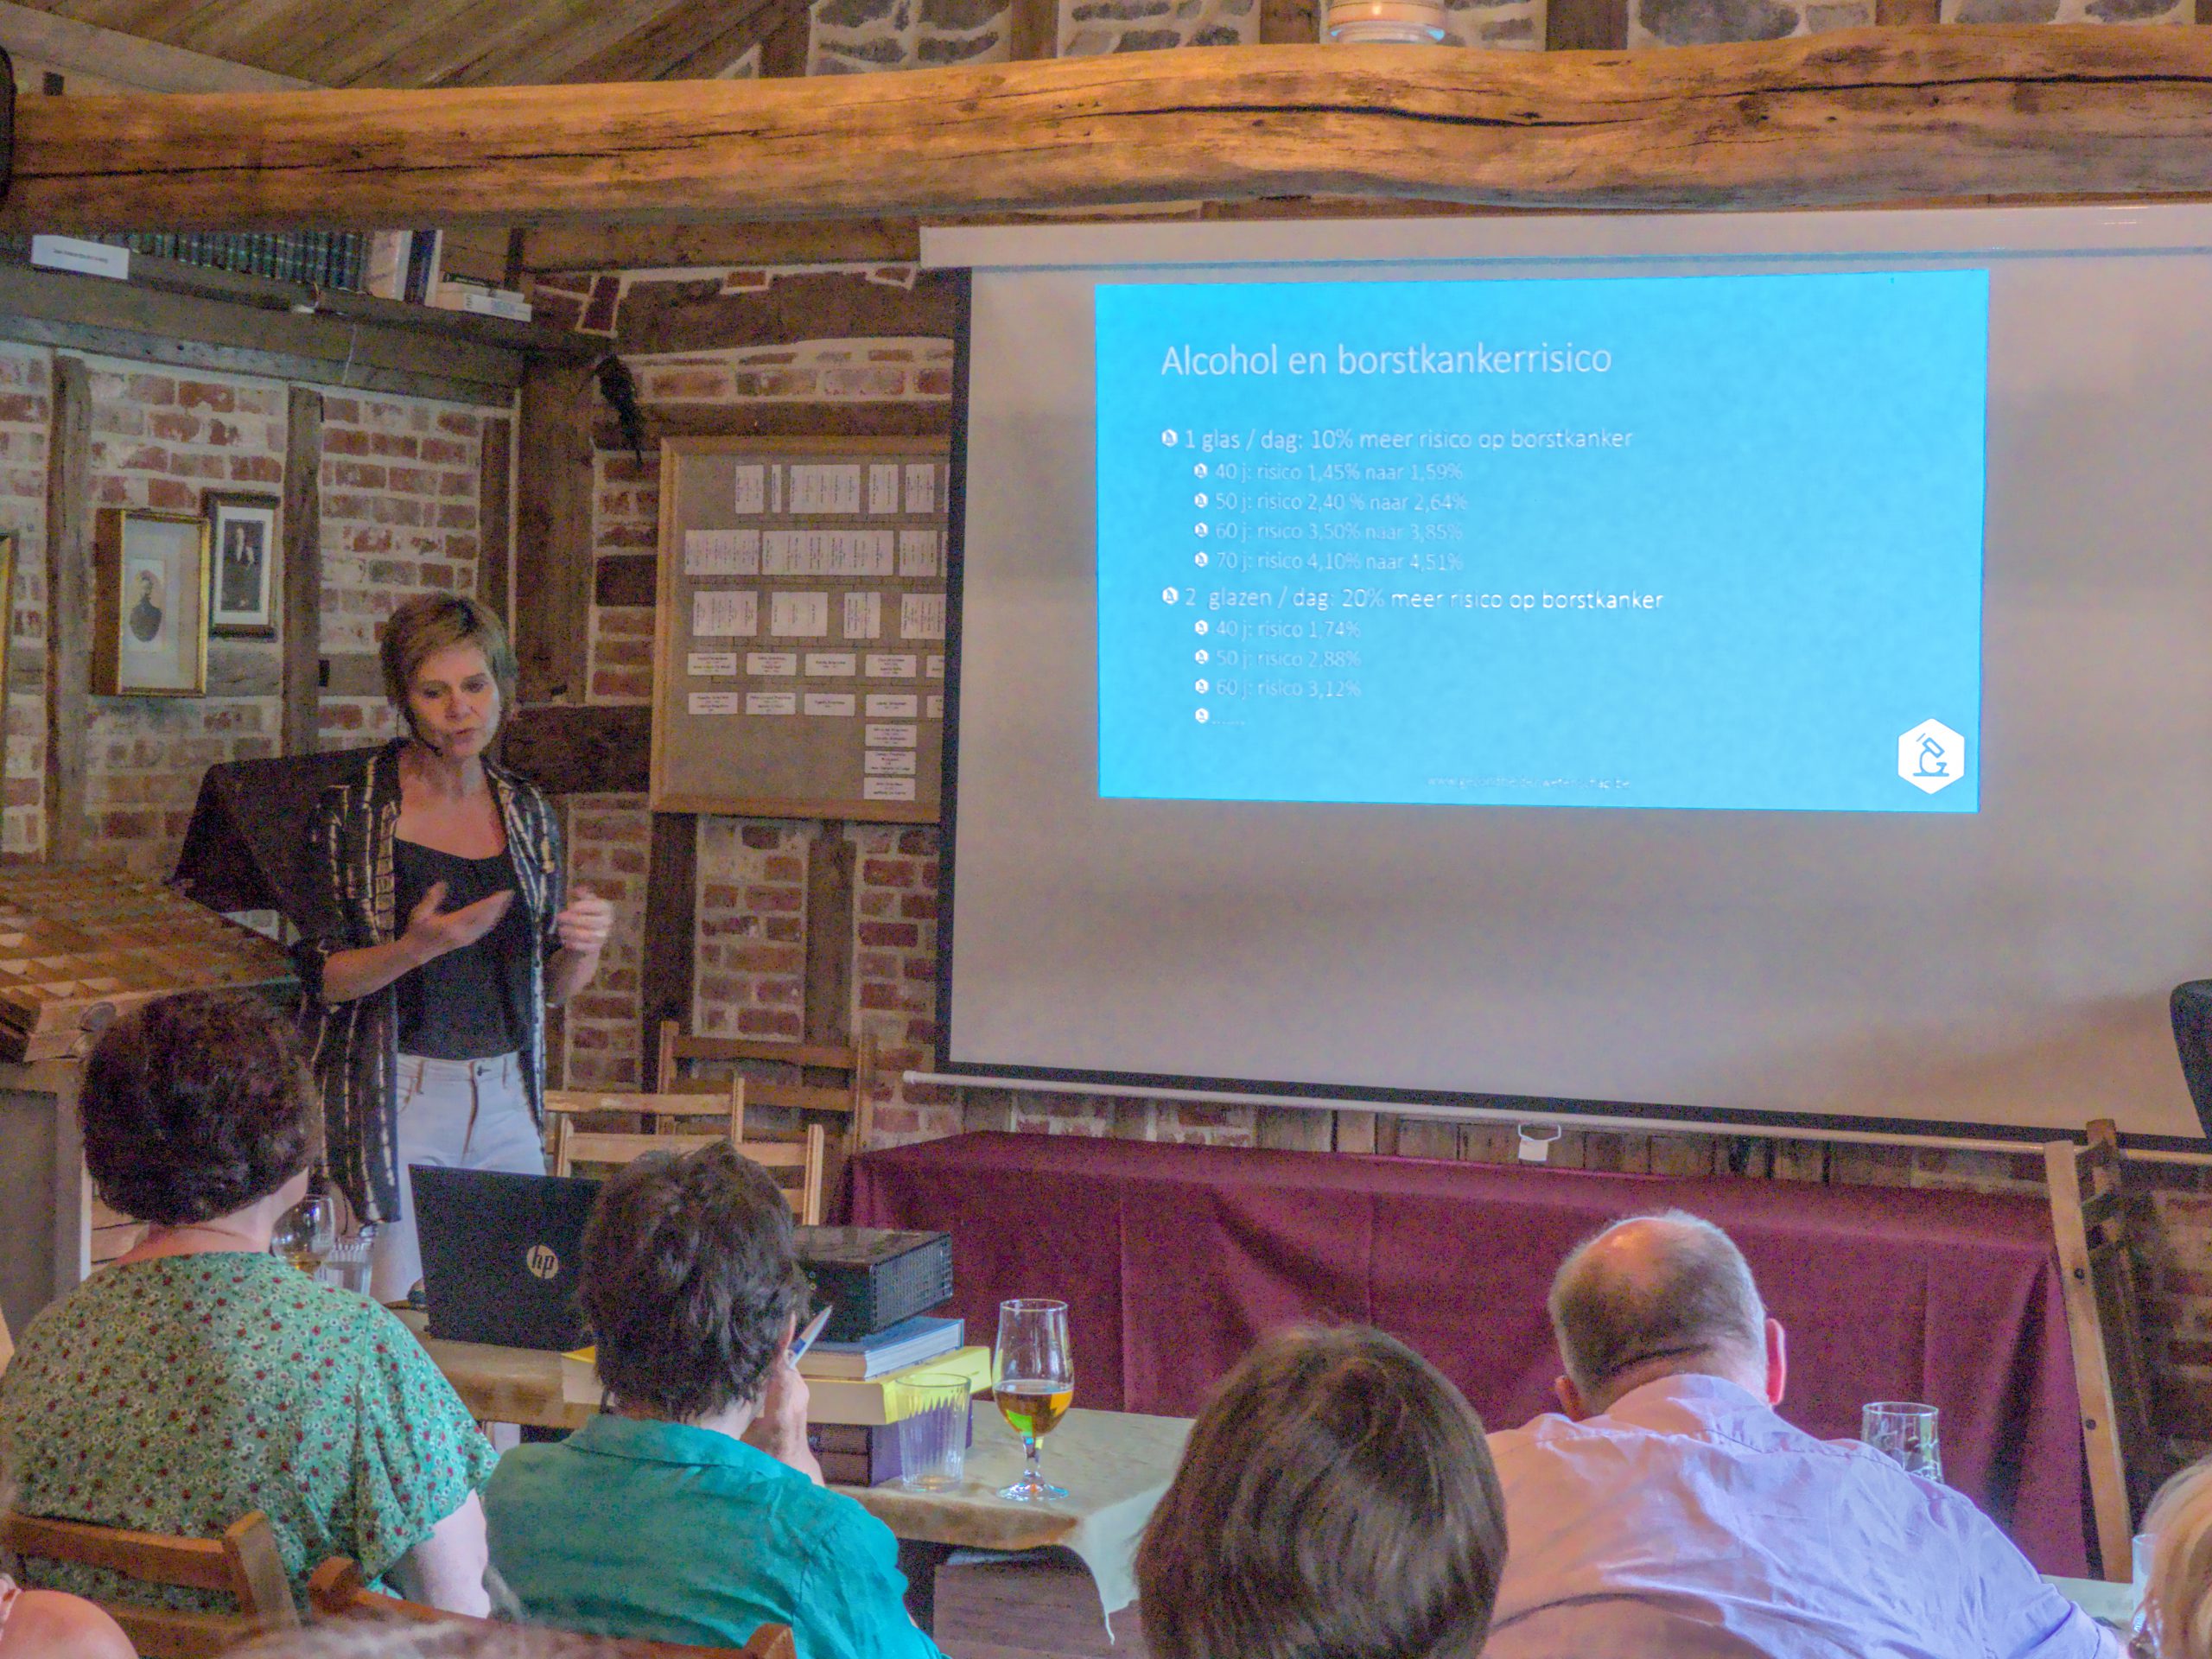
[318,394,487,745]
[559,792,652,1090]
[0,344,50,856]
[80,360,288,874]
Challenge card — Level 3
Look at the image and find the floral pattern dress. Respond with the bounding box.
[0,1252,498,1610]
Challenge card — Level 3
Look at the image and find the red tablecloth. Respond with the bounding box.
[847,1130,2088,1576]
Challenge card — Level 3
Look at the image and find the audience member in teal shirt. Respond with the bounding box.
[482,1143,944,1659]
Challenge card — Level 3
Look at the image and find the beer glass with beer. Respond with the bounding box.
[271,1192,335,1279]
[994,1298,1073,1501]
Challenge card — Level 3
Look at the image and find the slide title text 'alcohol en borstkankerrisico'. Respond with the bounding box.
[1160,342,1614,378]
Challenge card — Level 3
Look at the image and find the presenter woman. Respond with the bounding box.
[296,594,613,1301]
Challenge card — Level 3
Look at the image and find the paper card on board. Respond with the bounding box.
[869,463,900,515]
[900,594,946,641]
[746,691,798,715]
[684,528,761,576]
[863,776,918,801]
[692,590,759,638]
[734,466,767,516]
[898,531,941,580]
[771,592,831,637]
[804,693,858,717]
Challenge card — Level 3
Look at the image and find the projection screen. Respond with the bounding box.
[929,207,2212,1146]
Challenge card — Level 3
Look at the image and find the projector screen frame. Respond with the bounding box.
[928,210,2212,1153]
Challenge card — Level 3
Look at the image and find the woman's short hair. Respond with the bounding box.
[234,1627,620,1659]
[79,992,312,1226]
[2147,1457,2212,1659]
[577,1142,809,1423]
[1135,1324,1508,1659]
[378,593,518,714]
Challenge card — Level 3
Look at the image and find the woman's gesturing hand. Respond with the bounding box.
[401,880,514,963]
[556,885,614,957]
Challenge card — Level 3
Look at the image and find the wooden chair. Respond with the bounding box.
[307,1557,798,1658]
[1,1510,298,1658]
[0,1302,12,1375]
[546,1082,826,1225]
[656,1019,878,1158]
[2045,1117,2176,1582]
[545,1078,745,1177]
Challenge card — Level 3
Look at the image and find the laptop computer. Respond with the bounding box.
[411,1166,601,1351]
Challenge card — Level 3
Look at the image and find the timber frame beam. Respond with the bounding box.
[10,30,2212,232]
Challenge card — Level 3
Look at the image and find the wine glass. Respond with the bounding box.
[993,1299,1072,1502]
[271,1194,336,1280]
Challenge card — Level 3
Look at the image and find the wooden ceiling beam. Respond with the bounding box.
[11,30,2212,235]
[0,0,315,90]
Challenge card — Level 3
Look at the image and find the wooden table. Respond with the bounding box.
[400,1312,1189,1626]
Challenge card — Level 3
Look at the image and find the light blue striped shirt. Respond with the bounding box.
[1484,1374,2117,1659]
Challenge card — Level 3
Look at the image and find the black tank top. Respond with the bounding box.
[392,838,529,1060]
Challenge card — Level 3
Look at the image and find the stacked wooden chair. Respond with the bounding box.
[543,1077,826,1224]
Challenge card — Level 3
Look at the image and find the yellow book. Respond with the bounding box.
[806,1345,992,1427]
[560,1343,990,1423]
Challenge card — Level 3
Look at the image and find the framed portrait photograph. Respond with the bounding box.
[92,508,208,697]
[206,492,280,639]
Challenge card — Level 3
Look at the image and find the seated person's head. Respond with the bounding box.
[1135,1325,1507,1659]
[578,1142,807,1424]
[1547,1210,1784,1418]
[80,992,312,1227]
[2146,1457,2212,1658]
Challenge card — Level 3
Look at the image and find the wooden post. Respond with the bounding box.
[641,810,698,1090]
[514,357,595,704]
[478,412,514,628]
[280,384,322,757]
[804,823,855,1047]
[42,353,90,862]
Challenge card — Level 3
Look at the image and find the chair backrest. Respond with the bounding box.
[0,1301,12,1375]
[307,1556,798,1658]
[656,1020,878,1154]
[2,1510,298,1658]
[736,1122,828,1227]
[547,1079,745,1179]
[2045,1117,2174,1581]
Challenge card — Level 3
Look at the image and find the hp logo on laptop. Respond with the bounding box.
[524,1244,561,1281]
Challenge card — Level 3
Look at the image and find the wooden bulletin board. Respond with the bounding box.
[650,436,950,821]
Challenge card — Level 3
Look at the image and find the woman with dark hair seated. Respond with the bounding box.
[1136,1325,1510,1659]
[0,993,496,1613]
[484,1143,939,1659]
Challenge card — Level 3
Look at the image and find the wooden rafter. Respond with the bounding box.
[556,0,795,84]
[10,29,2212,234]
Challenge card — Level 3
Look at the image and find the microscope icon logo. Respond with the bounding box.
[1897,719,1966,795]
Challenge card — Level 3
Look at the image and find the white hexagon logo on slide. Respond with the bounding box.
[1898,719,1967,795]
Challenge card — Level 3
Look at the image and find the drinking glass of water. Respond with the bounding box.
[894,1373,971,1491]
[1861,1402,1942,1481]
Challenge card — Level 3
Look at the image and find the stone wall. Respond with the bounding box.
[809,0,1013,72]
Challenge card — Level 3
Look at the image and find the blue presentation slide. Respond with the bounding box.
[1094,271,1989,812]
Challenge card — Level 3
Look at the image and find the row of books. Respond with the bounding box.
[560,1339,989,1428]
[361,231,533,320]
[104,231,368,290]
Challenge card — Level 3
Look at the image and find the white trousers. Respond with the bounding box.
[368,1052,546,1302]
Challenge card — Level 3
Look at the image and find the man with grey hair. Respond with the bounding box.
[1482,1211,2116,1659]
